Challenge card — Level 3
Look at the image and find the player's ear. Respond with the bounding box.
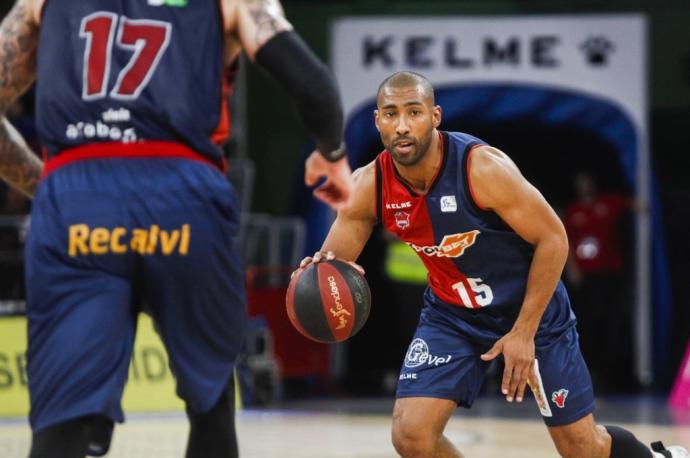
[432,105,442,128]
[374,110,381,132]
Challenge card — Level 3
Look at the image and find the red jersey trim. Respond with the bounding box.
[466,144,491,211]
[42,141,228,178]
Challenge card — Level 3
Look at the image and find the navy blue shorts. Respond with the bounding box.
[25,155,247,432]
[396,293,594,427]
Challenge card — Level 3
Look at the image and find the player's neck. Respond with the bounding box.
[394,129,441,194]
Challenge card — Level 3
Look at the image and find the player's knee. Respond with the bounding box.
[391,420,436,458]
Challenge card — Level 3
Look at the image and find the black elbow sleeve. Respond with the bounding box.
[255,31,345,161]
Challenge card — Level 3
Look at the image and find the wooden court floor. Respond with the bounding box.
[1,397,689,457]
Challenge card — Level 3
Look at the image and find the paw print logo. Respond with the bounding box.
[580,36,615,66]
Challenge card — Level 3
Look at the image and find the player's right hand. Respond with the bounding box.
[304,152,354,211]
[292,251,365,278]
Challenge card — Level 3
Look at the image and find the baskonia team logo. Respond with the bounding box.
[552,388,569,408]
[394,211,410,230]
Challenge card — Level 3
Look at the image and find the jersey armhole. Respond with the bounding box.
[463,143,492,212]
[375,158,383,222]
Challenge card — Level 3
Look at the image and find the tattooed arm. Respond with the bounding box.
[227,0,293,60]
[0,0,42,198]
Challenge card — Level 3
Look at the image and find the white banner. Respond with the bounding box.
[332,15,646,128]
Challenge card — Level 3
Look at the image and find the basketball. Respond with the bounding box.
[286,260,371,343]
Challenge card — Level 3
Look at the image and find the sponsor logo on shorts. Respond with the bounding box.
[407,230,480,258]
[404,338,452,368]
[327,275,351,330]
[552,388,569,408]
[399,373,417,381]
[68,224,190,257]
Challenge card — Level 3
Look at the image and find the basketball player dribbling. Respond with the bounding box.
[0,0,352,457]
[300,71,688,458]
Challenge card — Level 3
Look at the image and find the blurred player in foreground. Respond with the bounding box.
[0,0,352,456]
[300,71,687,458]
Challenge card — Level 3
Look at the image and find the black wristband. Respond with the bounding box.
[321,143,347,162]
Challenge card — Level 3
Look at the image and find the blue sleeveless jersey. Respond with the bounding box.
[377,131,573,321]
[36,0,228,160]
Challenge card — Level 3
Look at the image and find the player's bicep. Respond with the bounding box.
[0,0,39,113]
[470,147,565,246]
[235,0,293,60]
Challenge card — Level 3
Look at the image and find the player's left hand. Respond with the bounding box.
[480,328,535,403]
[304,152,354,210]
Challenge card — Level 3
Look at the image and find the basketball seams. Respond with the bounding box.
[286,267,310,338]
[291,264,334,342]
[331,260,371,333]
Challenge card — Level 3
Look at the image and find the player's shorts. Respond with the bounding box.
[396,289,594,427]
[25,143,248,432]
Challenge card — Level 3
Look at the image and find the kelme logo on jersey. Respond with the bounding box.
[408,230,480,258]
[147,0,188,7]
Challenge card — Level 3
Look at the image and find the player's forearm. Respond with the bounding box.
[513,233,569,335]
[320,216,373,262]
[0,118,42,198]
[255,31,345,161]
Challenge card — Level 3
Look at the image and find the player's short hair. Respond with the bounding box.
[377,71,435,105]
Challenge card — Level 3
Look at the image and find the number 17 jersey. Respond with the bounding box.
[376,131,573,321]
[36,0,229,162]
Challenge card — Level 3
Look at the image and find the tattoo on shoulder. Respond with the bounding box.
[243,0,283,46]
[0,2,38,112]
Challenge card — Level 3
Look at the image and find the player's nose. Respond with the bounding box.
[395,117,410,135]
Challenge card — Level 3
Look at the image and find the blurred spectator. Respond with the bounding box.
[563,171,635,391]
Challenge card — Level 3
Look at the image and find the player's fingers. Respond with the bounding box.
[325,251,335,261]
[304,168,321,186]
[480,343,502,361]
[508,362,525,401]
[313,252,323,263]
[502,363,514,400]
[515,367,530,403]
[299,256,313,268]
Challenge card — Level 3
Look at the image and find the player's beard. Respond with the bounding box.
[386,127,434,167]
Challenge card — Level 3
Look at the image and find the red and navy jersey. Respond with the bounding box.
[376,131,569,311]
[36,0,232,161]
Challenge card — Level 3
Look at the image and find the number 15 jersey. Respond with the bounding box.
[376,131,573,320]
[36,0,229,162]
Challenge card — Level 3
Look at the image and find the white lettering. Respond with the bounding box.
[102,108,131,122]
[64,120,139,142]
[385,201,412,210]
